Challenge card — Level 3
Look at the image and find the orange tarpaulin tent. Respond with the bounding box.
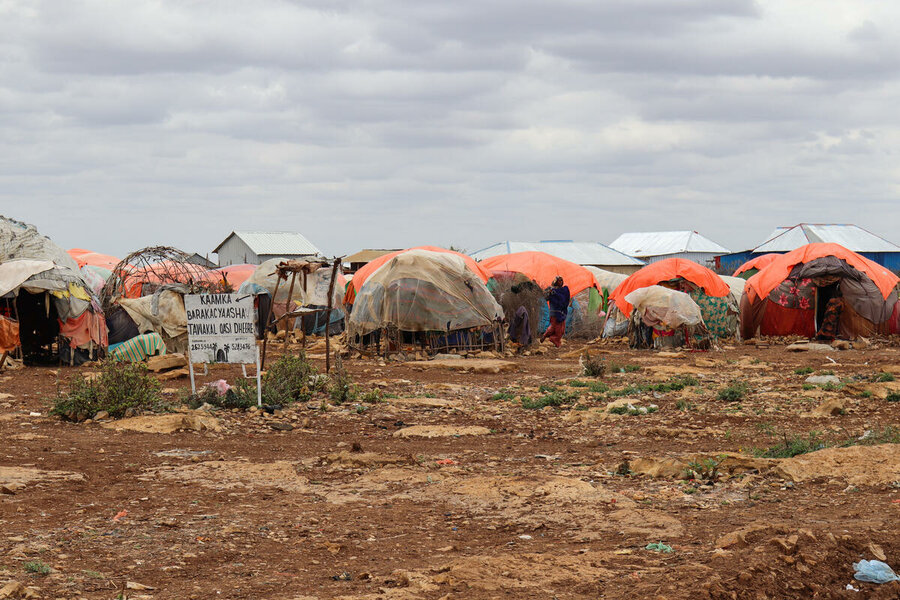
[746,243,898,302]
[733,253,779,278]
[610,258,730,317]
[479,251,598,297]
[216,264,256,289]
[122,261,224,298]
[346,246,491,304]
[68,248,121,270]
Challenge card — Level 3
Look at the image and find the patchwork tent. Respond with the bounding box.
[740,243,900,339]
[345,246,491,306]
[623,285,710,349]
[733,254,779,279]
[480,251,602,338]
[0,217,107,362]
[348,249,503,354]
[610,258,736,339]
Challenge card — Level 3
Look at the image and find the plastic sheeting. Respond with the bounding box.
[349,249,502,336]
[239,258,345,307]
[118,290,187,340]
[624,285,704,329]
[0,260,55,298]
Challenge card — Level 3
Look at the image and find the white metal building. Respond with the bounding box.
[213,231,322,267]
[470,240,645,274]
[608,231,730,267]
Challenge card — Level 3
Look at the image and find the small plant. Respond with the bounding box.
[840,427,900,447]
[794,367,813,375]
[802,383,815,391]
[359,389,382,404]
[24,561,51,576]
[52,361,163,420]
[717,381,750,403]
[754,431,826,458]
[188,380,257,410]
[328,358,356,405]
[886,392,900,403]
[819,369,835,376]
[860,390,873,399]
[588,381,609,393]
[676,399,694,411]
[685,456,723,481]
[579,352,606,378]
[538,384,559,394]
[682,487,697,495]
[568,379,590,388]
[875,372,896,382]
[490,389,516,401]
[521,390,577,410]
[821,381,843,392]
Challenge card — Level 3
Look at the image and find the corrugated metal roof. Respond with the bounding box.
[754,224,900,253]
[213,231,321,256]
[469,241,645,266]
[609,231,730,257]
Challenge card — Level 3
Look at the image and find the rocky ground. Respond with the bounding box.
[2,337,900,599]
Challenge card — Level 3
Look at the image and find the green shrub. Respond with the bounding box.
[359,389,382,404]
[802,383,815,391]
[24,561,51,576]
[188,381,257,411]
[490,389,516,401]
[580,352,606,378]
[794,367,813,375]
[52,361,163,420]
[754,432,826,458]
[875,372,895,382]
[588,381,609,393]
[521,390,577,410]
[328,358,356,405]
[886,392,900,403]
[717,381,750,402]
[568,379,589,388]
[263,353,321,406]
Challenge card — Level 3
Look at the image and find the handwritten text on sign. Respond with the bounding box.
[184,294,256,364]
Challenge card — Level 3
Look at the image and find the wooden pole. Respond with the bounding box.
[0,351,8,371]
[260,274,284,370]
[325,258,340,373]
[283,271,298,355]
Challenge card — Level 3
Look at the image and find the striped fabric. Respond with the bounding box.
[108,333,166,362]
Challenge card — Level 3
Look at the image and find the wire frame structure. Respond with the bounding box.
[101,246,226,309]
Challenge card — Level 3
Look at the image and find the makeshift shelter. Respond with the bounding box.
[238,257,345,337]
[102,247,225,304]
[733,254,779,279]
[216,264,256,290]
[345,246,491,307]
[0,217,107,364]
[740,243,900,340]
[348,249,503,355]
[624,285,710,349]
[610,258,736,340]
[480,251,602,339]
[471,241,644,274]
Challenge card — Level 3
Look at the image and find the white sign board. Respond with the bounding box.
[184,294,257,364]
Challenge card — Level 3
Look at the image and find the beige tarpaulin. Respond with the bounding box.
[624,285,704,329]
[0,259,55,298]
[349,249,503,335]
[118,290,187,339]
[240,257,344,307]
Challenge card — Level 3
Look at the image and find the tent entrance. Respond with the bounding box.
[815,283,839,332]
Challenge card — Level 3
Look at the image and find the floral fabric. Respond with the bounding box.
[767,277,815,311]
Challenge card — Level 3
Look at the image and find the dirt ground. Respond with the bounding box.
[3,337,900,599]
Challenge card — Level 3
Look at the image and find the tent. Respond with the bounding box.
[0,217,107,363]
[348,249,503,354]
[345,246,491,306]
[68,249,121,271]
[216,263,256,290]
[740,243,900,339]
[623,285,710,349]
[610,258,736,339]
[480,251,602,339]
[733,253,779,279]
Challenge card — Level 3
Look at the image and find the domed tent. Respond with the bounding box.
[480,251,602,339]
[740,243,899,340]
[345,246,490,307]
[609,258,736,340]
[216,263,256,290]
[733,253,779,280]
[348,249,503,355]
[624,285,710,349]
[0,217,107,364]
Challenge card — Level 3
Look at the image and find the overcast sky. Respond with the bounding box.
[2,0,899,260]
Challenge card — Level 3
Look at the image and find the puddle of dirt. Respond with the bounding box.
[393,425,491,438]
[143,460,309,492]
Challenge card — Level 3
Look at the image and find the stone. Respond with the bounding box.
[805,375,840,385]
[831,340,851,350]
[269,422,294,431]
[786,343,833,352]
[146,353,188,372]
[93,411,109,420]
[802,397,846,418]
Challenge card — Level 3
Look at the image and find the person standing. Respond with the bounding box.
[541,276,570,348]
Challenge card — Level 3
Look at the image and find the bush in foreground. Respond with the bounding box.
[52,361,162,420]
